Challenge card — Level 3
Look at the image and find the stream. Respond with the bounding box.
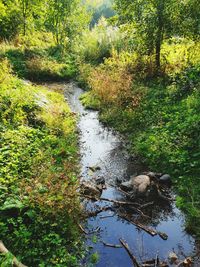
[63,82,199,267]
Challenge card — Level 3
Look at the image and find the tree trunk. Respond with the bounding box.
[155,0,164,74]
[0,241,27,267]
[155,36,161,70]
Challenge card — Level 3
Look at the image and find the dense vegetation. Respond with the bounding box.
[0,0,200,265]
[0,1,88,265]
[78,1,200,236]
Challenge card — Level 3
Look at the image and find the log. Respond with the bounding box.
[0,241,27,267]
[119,239,141,267]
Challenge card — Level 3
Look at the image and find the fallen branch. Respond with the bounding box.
[102,241,122,248]
[119,239,141,267]
[0,241,27,267]
[119,214,157,236]
[99,197,141,206]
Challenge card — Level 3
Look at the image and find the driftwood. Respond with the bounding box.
[102,241,122,248]
[119,239,141,267]
[0,241,27,267]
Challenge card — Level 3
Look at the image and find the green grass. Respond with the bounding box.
[0,59,83,266]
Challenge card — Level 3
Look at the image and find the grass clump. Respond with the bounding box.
[0,59,83,266]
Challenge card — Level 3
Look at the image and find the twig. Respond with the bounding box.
[155,253,159,267]
[102,241,122,248]
[139,202,154,209]
[119,239,141,267]
[0,241,27,267]
[100,213,116,219]
[78,224,88,234]
[78,224,101,235]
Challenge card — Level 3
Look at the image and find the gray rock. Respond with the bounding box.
[159,174,171,184]
[120,175,151,196]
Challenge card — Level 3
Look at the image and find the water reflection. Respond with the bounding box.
[65,83,197,267]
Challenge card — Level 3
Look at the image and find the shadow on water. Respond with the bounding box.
[64,83,199,267]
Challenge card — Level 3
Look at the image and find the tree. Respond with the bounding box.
[114,0,181,72]
[0,0,21,40]
[46,0,90,49]
[19,0,44,36]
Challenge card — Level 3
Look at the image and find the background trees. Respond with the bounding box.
[114,0,199,72]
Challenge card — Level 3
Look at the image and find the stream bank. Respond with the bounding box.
[63,82,199,267]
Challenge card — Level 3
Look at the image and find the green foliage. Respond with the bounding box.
[74,17,121,65]
[0,59,83,265]
[0,33,77,81]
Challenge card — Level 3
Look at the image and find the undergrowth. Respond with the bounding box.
[0,59,83,266]
[0,33,77,81]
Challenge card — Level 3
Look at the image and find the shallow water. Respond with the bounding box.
[64,83,199,267]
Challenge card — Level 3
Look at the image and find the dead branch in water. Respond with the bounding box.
[0,241,27,267]
[119,214,158,237]
[102,241,122,248]
[119,238,141,267]
[99,197,141,206]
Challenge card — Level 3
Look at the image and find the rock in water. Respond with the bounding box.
[159,174,171,184]
[120,175,151,196]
